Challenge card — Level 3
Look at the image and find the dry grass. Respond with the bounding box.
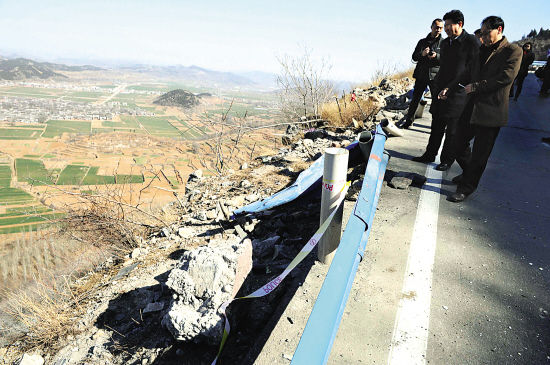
[357,64,415,89]
[3,274,82,350]
[0,230,96,295]
[321,65,414,128]
[321,94,378,128]
[0,182,169,355]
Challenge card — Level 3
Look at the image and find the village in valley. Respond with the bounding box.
[0,65,280,236]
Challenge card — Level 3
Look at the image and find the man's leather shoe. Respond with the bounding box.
[447,192,467,202]
[451,174,463,184]
[542,137,550,143]
[412,154,435,163]
[398,119,413,129]
[435,163,451,171]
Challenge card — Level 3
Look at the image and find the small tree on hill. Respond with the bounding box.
[277,48,334,122]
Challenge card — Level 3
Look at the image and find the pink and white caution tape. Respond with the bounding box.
[212,182,350,364]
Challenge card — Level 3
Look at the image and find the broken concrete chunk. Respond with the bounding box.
[206,209,217,219]
[162,238,252,344]
[178,226,195,239]
[15,354,44,365]
[388,176,412,189]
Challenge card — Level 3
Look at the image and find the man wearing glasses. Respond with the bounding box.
[412,10,479,171]
[448,16,522,202]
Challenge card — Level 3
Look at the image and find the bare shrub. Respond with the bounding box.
[357,62,415,89]
[277,48,334,121]
[321,94,378,128]
[55,180,166,250]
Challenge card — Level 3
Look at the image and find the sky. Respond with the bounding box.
[0,0,548,82]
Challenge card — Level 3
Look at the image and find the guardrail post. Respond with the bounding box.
[318,147,349,264]
[292,125,388,365]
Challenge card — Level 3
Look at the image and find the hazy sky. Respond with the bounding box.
[0,0,548,82]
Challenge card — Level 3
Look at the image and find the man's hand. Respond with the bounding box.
[421,47,430,57]
[464,84,474,94]
[427,51,437,59]
[438,88,449,100]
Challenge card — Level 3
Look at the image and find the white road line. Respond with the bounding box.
[388,163,443,365]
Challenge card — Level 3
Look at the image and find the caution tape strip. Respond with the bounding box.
[211,182,351,364]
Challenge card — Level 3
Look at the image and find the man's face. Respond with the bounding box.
[523,44,531,51]
[444,19,463,38]
[480,24,502,46]
[431,21,443,37]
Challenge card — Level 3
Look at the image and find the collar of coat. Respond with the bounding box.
[452,29,468,43]
[482,36,508,64]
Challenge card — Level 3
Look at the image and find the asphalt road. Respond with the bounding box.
[256,74,550,365]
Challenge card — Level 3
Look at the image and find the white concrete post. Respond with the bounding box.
[318,147,349,264]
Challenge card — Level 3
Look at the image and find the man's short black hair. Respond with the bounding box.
[474,29,481,36]
[523,41,532,47]
[443,10,464,25]
[432,18,443,26]
[481,16,505,31]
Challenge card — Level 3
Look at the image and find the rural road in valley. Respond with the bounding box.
[98,83,127,105]
[255,74,550,364]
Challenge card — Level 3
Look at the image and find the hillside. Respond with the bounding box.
[0,76,414,364]
[153,89,201,108]
[0,58,67,80]
[517,27,550,60]
[0,57,104,80]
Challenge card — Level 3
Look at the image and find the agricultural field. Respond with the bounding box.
[0,164,12,188]
[56,165,89,185]
[15,158,56,185]
[42,120,91,138]
[0,165,56,234]
[134,116,181,138]
[0,128,43,140]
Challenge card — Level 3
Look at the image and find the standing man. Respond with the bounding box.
[412,9,479,171]
[510,42,535,101]
[399,18,444,129]
[449,16,521,202]
[539,49,550,96]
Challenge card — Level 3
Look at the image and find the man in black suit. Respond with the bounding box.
[399,18,444,129]
[412,10,480,171]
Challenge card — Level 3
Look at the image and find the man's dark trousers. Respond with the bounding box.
[456,125,500,194]
[441,99,475,168]
[406,80,435,121]
[510,74,527,98]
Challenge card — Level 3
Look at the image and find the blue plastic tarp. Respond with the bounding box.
[232,140,360,217]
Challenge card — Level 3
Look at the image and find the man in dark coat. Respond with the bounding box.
[399,19,444,129]
[449,16,522,202]
[510,42,535,100]
[412,10,480,171]
[539,50,550,96]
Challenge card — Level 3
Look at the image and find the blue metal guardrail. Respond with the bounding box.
[291,123,389,364]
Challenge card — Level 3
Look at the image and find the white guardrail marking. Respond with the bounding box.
[388,163,443,365]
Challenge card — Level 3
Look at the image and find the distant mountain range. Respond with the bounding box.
[0,55,350,92]
[0,55,279,89]
[0,57,102,80]
[118,64,278,89]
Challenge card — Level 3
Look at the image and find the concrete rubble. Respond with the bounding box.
[162,238,252,344]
